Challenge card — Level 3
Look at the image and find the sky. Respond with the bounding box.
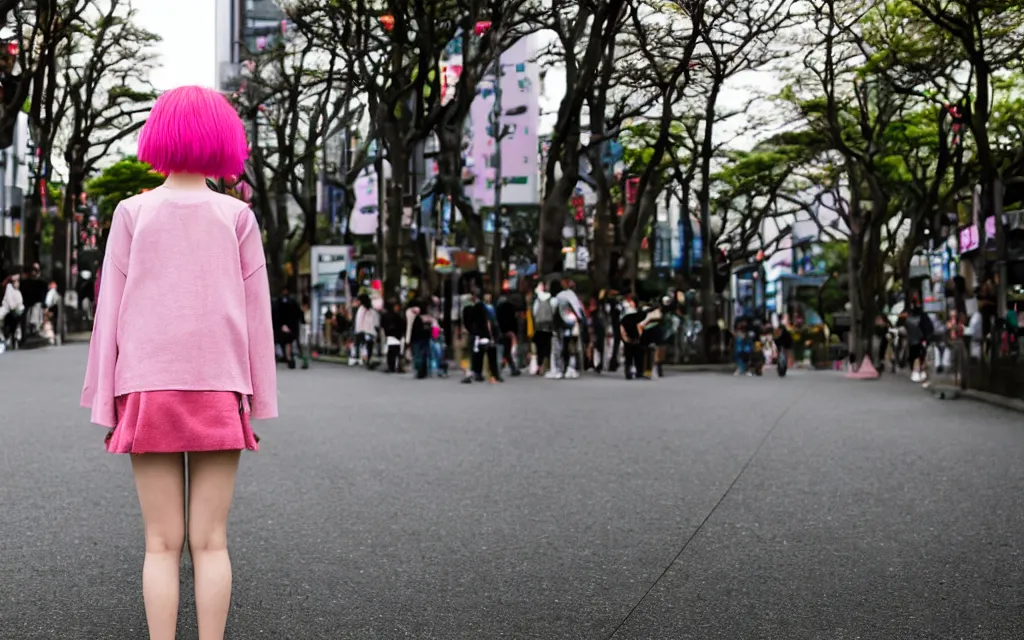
[134,0,216,90]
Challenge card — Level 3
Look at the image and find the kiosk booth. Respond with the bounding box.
[308,245,355,350]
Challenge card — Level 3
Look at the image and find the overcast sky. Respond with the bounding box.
[134,0,216,90]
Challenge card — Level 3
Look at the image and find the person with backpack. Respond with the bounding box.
[532,282,555,376]
[553,278,585,379]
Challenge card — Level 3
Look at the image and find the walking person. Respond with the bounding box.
[532,282,554,376]
[0,273,25,349]
[553,279,585,379]
[80,86,277,640]
[354,293,380,368]
[619,303,650,380]
[905,298,934,383]
[407,300,432,379]
[461,290,502,384]
[496,293,522,377]
[381,300,406,373]
[272,288,303,369]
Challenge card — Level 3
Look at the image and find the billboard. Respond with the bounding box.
[350,166,380,235]
[467,35,541,208]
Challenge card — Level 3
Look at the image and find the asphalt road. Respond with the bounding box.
[1,345,1023,640]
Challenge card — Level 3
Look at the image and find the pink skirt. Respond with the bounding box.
[105,391,260,454]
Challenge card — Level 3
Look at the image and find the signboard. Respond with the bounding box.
[958,216,997,254]
[467,35,541,207]
[351,166,382,236]
[311,245,354,294]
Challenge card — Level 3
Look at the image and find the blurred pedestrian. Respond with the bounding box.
[272,288,303,369]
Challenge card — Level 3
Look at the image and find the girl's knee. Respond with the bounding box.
[187,526,228,554]
[145,527,186,555]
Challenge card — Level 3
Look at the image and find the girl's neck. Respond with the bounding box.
[162,173,209,192]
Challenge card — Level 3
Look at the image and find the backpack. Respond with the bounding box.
[534,297,554,330]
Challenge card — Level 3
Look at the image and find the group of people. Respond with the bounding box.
[0,263,64,351]
[320,293,448,379]
[306,277,693,384]
[732,317,794,376]
[522,280,686,381]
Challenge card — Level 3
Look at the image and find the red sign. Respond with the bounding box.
[572,196,584,221]
[625,177,640,204]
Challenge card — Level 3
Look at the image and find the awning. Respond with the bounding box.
[774,273,828,288]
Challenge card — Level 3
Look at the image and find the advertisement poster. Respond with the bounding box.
[466,34,541,208]
[350,144,390,236]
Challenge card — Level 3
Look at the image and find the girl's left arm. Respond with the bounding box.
[238,208,278,420]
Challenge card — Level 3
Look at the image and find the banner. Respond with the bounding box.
[467,35,541,207]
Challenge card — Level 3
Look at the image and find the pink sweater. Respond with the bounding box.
[81,187,278,428]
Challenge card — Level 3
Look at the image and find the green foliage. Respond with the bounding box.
[85,156,165,224]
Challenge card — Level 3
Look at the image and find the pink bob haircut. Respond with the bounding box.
[137,85,248,179]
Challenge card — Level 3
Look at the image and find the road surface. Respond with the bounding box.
[1,345,1022,639]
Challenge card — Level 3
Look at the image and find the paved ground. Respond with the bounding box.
[1,346,1023,640]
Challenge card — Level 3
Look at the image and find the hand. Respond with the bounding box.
[281,326,291,334]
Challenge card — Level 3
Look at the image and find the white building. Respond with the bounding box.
[214,0,286,93]
[1,111,30,272]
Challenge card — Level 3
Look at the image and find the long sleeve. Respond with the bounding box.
[81,206,132,428]
[237,207,278,420]
[244,267,277,419]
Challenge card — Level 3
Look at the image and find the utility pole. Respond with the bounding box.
[490,52,504,297]
[375,138,385,285]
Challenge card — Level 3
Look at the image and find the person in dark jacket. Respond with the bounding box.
[461,291,501,383]
[496,294,521,376]
[905,298,934,382]
[408,300,432,379]
[272,288,303,369]
[381,300,407,373]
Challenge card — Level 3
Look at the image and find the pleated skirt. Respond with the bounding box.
[105,391,260,454]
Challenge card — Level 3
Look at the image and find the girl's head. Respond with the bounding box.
[138,85,248,179]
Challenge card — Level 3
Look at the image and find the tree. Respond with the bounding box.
[684,0,798,344]
[232,5,365,292]
[536,0,630,277]
[53,0,159,289]
[780,0,915,364]
[84,155,162,244]
[904,0,1024,314]
[0,0,29,147]
[711,129,828,264]
[13,0,91,268]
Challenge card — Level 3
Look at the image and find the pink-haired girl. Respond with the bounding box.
[81,85,277,640]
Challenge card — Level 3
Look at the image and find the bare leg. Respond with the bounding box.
[131,453,186,640]
[188,450,242,640]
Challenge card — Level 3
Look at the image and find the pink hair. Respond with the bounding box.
[137,85,248,179]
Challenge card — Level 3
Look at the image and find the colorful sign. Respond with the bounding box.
[958,216,997,254]
[467,35,541,207]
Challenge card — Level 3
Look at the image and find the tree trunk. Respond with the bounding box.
[384,146,407,298]
[538,126,581,277]
[621,175,661,285]
[265,187,290,294]
[591,183,612,293]
[698,83,721,354]
[436,124,485,256]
